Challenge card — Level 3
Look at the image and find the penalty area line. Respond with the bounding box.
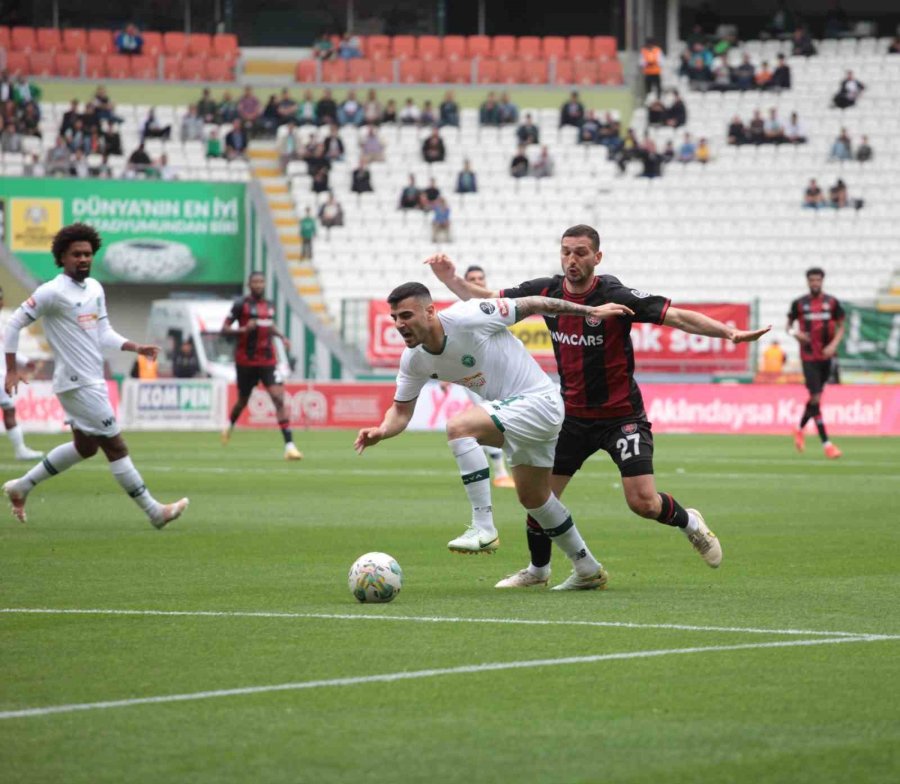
[0,634,888,721]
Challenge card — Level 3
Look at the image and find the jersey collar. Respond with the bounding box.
[562,275,599,300]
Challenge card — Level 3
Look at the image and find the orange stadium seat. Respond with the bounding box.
[399,58,424,83]
[181,56,207,81]
[36,28,62,52]
[5,51,28,75]
[321,59,348,82]
[163,57,183,80]
[0,27,10,49]
[141,31,162,57]
[163,31,189,57]
[446,58,471,83]
[573,59,598,84]
[62,28,86,53]
[28,52,54,76]
[295,59,317,82]
[204,57,233,81]
[105,54,130,79]
[213,33,239,62]
[84,54,106,78]
[347,58,373,83]
[11,26,36,51]
[598,59,623,84]
[567,35,591,60]
[553,58,574,84]
[417,35,441,60]
[592,35,618,61]
[365,35,390,59]
[476,58,498,83]
[391,35,416,59]
[491,35,516,60]
[87,29,113,55]
[517,36,541,61]
[442,35,466,60]
[129,55,157,79]
[372,58,394,83]
[188,33,212,56]
[523,59,549,84]
[466,35,491,58]
[497,59,523,83]
[54,52,80,77]
[422,58,448,83]
[541,35,566,60]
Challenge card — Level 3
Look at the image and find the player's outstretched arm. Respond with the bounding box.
[514,296,634,322]
[354,399,416,454]
[665,307,771,343]
[424,254,497,300]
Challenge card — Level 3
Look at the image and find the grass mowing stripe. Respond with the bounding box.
[2,607,894,639]
[0,635,889,721]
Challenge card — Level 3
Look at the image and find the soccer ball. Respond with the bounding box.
[348,552,403,603]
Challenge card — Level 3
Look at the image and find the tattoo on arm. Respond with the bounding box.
[514,295,591,322]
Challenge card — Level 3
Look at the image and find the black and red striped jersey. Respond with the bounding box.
[500,274,670,419]
[228,295,277,367]
[788,293,844,362]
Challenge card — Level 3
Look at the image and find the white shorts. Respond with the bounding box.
[58,384,121,438]
[479,389,564,469]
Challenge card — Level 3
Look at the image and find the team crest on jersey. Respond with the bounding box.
[621,423,638,435]
[630,289,650,299]
[498,300,509,317]
[461,354,476,367]
[586,315,602,327]
[479,302,496,315]
[26,297,36,308]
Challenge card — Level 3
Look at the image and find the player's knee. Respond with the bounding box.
[517,486,549,509]
[627,493,658,518]
[445,419,474,441]
[75,440,99,458]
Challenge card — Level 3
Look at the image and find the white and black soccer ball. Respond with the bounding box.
[348,551,403,603]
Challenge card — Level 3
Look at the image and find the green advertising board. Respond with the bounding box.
[839,302,900,371]
[0,178,246,284]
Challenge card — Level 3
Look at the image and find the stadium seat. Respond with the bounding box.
[517,36,541,61]
[598,59,623,85]
[163,57,183,80]
[442,35,466,60]
[573,59,598,84]
[417,35,441,60]
[295,59,317,82]
[87,29,113,55]
[365,34,390,59]
[447,59,472,83]
[391,35,416,60]
[399,58,424,83]
[592,35,617,61]
[476,58,499,83]
[36,27,62,52]
[105,54,130,79]
[541,35,566,60]
[553,58,575,84]
[372,58,394,83]
[213,33,239,62]
[54,52,80,77]
[0,27,9,50]
[491,35,516,60]
[11,26,36,52]
[422,58,448,83]
[497,59,524,83]
[182,56,207,80]
[141,31,163,57]
[523,59,549,84]
[204,57,233,82]
[163,31,189,57]
[321,59,348,82]
[466,35,491,58]
[347,58,373,83]
[129,54,157,79]
[84,54,106,78]
[567,35,591,60]
[27,51,54,76]
[60,27,86,54]
[188,33,212,56]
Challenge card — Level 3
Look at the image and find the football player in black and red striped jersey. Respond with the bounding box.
[427,224,770,588]
[787,267,845,459]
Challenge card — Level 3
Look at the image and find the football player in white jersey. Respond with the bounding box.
[355,281,634,590]
[2,223,189,528]
[0,286,44,461]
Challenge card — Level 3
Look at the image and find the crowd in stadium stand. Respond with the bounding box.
[726,108,809,146]
[803,176,863,211]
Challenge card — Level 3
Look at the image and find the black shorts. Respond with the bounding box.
[802,359,833,394]
[553,415,655,478]
[236,365,278,398]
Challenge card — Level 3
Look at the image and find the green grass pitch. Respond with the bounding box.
[1,430,898,783]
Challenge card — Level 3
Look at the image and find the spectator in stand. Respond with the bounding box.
[381,98,398,124]
[322,124,345,161]
[784,112,807,144]
[46,136,71,176]
[399,98,421,126]
[206,127,223,158]
[420,100,437,128]
[141,108,171,141]
[791,26,817,56]
[889,36,900,54]
[479,92,501,126]
[823,0,850,39]
[420,178,441,210]
[747,109,766,144]
[833,71,865,108]
[638,139,663,178]
[238,86,262,136]
[197,88,218,123]
[23,152,45,176]
[276,88,298,126]
[173,340,201,379]
[115,23,143,55]
[439,91,460,128]
[87,126,105,155]
[613,127,641,173]
[531,145,554,178]
[696,137,711,164]
[181,104,205,142]
[71,149,90,178]
[710,63,733,91]
[300,207,317,260]
[770,53,792,89]
[65,117,89,153]
[803,178,825,209]
[734,53,757,91]
[338,89,364,127]
[763,0,797,39]
[103,120,122,155]
[431,196,452,243]
[318,192,343,228]
[665,89,687,127]
[685,41,714,85]
[829,128,852,160]
[225,119,248,160]
[157,153,178,181]
[312,32,336,61]
[81,103,99,133]
[677,133,697,162]
[337,32,363,59]
[517,113,540,145]
[0,69,12,102]
[60,99,81,135]
[760,340,786,375]
[277,119,302,171]
[828,178,848,208]
[422,127,446,164]
[259,95,280,136]
[399,175,422,210]
[90,85,120,124]
[455,159,478,193]
[764,108,785,143]
[579,110,602,142]
[12,73,41,109]
[359,124,385,164]
[597,111,621,148]
[351,160,373,194]
[497,91,519,125]
[362,89,382,126]
[311,164,330,194]
[856,135,873,162]
[19,102,40,138]
[217,91,239,124]
[510,144,529,178]
[661,140,675,163]
[559,90,585,128]
[315,88,338,126]
[640,37,665,99]
[646,98,666,127]
[127,142,152,175]
[756,60,774,89]
[297,90,317,125]
[0,117,22,153]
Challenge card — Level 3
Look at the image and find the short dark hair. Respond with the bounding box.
[561,224,601,251]
[51,223,101,267]
[387,281,432,307]
[806,267,825,278]
[248,271,265,281]
[464,265,485,278]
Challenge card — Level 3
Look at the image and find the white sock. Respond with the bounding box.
[484,447,509,478]
[6,425,25,452]
[527,494,600,576]
[449,436,494,533]
[22,442,84,488]
[527,563,551,579]
[683,510,700,535]
[109,456,159,518]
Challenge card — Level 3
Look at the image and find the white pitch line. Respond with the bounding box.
[2,607,894,640]
[0,635,888,721]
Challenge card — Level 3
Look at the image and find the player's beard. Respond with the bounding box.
[70,265,91,282]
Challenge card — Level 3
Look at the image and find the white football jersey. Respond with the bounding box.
[8,275,112,393]
[394,298,556,402]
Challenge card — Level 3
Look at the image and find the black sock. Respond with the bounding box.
[812,406,828,443]
[799,402,815,428]
[656,492,690,528]
[526,515,552,568]
[279,423,293,444]
[229,406,241,427]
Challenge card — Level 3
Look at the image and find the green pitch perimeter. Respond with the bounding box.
[1,430,897,784]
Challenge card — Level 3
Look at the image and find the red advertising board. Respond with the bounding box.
[367,300,752,373]
[15,381,120,433]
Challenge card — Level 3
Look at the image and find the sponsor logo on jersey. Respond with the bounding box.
[479,302,496,315]
[621,423,638,435]
[461,354,476,367]
[630,289,651,299]
[26,297,36,308]
[456,372,486,389]
[77,313,98,329]
[498,300,509,317]
[550,331,604,346]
